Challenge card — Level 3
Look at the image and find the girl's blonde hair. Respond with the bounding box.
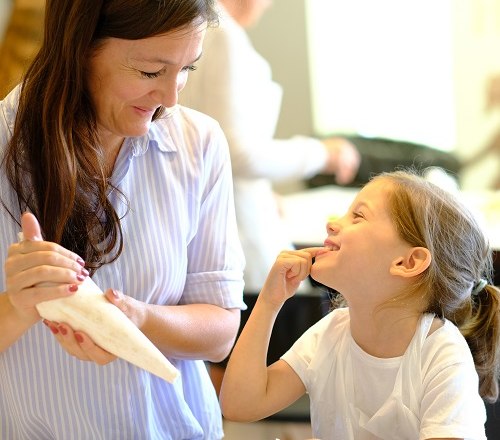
[375,169,500,403]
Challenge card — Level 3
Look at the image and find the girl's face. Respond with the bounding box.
[87,22,206,149]
[311,179,412,297]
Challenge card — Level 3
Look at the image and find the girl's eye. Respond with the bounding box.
[353,211,364,220]
[141,70,162,79]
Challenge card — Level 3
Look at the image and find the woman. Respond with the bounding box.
[0,0,245,438]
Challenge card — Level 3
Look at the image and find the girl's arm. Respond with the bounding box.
[219,248,322,422]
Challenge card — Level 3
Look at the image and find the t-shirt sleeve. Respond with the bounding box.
[281,309,346,389]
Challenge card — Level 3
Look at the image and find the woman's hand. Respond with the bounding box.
[5,212,88,325]
[260,247,324,308]
[41,288,145,365]
[43,319,118,365]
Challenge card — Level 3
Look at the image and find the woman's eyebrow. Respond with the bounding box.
[130,53,202,65]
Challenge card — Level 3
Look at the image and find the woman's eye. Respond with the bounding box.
[182,65,197,72]
[140,70,162,79]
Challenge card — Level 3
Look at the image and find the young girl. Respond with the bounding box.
[220,170,500,440]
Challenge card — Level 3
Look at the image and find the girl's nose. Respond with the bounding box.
[326,220,340,235]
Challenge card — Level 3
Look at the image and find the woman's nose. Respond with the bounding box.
[152,76,181,108]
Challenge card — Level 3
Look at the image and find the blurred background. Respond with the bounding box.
[1,0,499,191]
[246,0,500,192]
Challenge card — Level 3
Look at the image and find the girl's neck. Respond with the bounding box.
[348,306,421,358]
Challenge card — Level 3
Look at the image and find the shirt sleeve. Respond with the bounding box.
[182,119,246,310]
[281,310,342,389]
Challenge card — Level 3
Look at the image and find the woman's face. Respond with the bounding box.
[87,23,206,149]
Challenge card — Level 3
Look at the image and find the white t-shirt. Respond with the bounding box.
[282,307,487,440]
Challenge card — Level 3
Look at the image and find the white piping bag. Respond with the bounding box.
[19,226,179,383]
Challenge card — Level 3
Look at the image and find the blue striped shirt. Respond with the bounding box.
[0,87,245,439]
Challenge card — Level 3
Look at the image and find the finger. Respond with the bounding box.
[18,212,85,266]
[278,255,312,281]
[103,289,130,317]
[6,251,87,281]
[73,331,117,365]
[103,288,122,307]
[21,212,43,241]
[16,238,85,267]
[50,323,92,361]
[294,247,326,258]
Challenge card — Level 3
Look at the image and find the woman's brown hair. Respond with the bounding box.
[375,169,500,403]
[3,0,218,273]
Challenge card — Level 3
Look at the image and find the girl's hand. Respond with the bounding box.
[260,247,324,308]
[5,212,87,324]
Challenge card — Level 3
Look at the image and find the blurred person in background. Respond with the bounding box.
[179,0,361,293]
[461,73,500,189]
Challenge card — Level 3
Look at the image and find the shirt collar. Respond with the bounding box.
[143,105,180,154]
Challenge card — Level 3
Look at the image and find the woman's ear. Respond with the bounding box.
[390,247,431,278]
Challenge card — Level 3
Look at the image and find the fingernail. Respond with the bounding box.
[75,333,84,344]
[46,323,58,335]
[69,284,78,292]
[42,319,58,335]
[76,274,85,282]
[80,268,89,277]
[58,325,67,336]
[76,257,85,267]
[112,289,119,299]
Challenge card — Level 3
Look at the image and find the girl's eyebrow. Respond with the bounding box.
[352,201,372,214]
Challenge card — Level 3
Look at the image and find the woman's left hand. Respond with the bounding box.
[43,319,117,365]
[42,288,146,365]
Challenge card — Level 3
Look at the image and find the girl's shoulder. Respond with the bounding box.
[423,316,475,367]
[300,307,350,343]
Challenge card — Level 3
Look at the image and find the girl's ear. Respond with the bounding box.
[390,247,431,278]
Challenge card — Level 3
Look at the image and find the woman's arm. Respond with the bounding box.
[46,294,241,365]
[126,299,241,362]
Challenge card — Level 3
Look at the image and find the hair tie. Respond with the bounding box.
[471,279,488,296]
